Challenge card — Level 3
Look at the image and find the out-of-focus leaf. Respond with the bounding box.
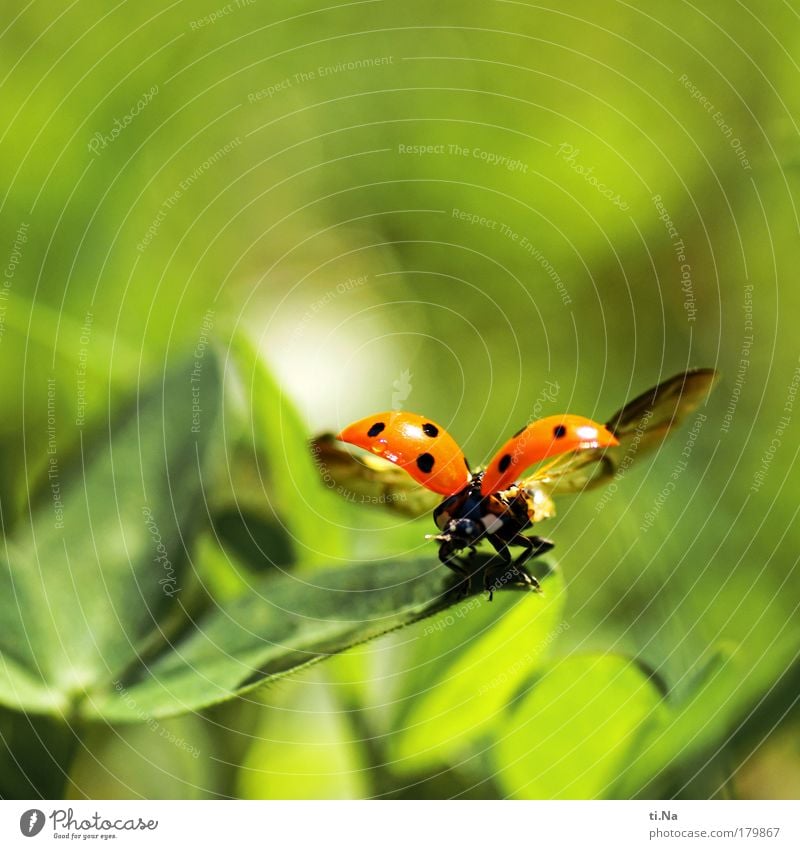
[192,531,263,602]
[0,292,144,533]
[612,642,781,798]
[0,707,79,798]
[214,331,348,568]
[494,654,665,799]
[390,569,567,770]
[211,510,295,573]
[67,715,214,800]
[0,353,221,714]
[733,717,800,801]
[237,672,367,800]
[81,553,539,722]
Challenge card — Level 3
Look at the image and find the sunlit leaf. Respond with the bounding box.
[493,654,665,799]
[390,570,566,770]
[237,672,368,800]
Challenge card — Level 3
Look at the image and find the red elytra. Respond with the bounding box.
[338,411,617,496]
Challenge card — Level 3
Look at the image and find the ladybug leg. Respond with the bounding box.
[509,533,555,591]
[512,534,554,571]
[438,543,472,596]
[483,537,513,601]
[485,533,550,597]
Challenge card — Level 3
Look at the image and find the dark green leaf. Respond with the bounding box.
[81,553,540,721]
[0,353,221,715]
[0,707,80,798]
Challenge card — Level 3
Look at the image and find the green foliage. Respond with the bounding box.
[237,674,369,800]
[389,570,567,771]
[83,547,534,722]
[0,354,221,715]
[494,654,665,799]
[0,341,537,728]
[215,330,349,565]
[1,0,799,801]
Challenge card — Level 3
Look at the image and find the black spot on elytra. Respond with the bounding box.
[498,453,513,473]
[367,422,385,437]
[416,452,435,473]
[553,424,567,439]
[422,422,439,438]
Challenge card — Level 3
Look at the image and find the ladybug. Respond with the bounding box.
[314,369,718,599]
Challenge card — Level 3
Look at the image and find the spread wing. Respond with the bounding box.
[309,433,442,519]
[518,368,719,497]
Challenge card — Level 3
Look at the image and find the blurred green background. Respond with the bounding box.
[1,0,799,799]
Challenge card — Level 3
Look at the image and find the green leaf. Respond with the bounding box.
[611,642,769,798]
[192,531,267,602]
[80,553,539,722]
[216,330,347,566]
[0,292,146,533]
[0,707,80,798]
[493,654,665,799]
[0,352,221,714]
[389,569,567,770]
[237,671,368,800]
[67,714,215,799]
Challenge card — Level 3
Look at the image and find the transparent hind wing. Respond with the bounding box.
[310,433,442,518]
[519,369,720,497]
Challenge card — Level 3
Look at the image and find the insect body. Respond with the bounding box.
[316,370,719,598]
[430,472,556,596]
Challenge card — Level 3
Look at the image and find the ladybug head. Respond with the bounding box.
[431,516,484,552]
